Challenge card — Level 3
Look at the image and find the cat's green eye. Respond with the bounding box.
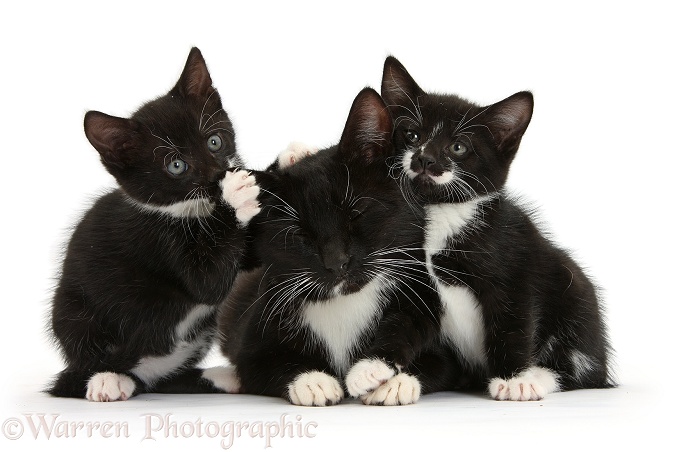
[167,159,188,176]
[449,142,469,157]
[207,134,222,152]
[404,129,420,144]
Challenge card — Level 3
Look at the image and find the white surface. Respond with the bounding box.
[1,1,677,450]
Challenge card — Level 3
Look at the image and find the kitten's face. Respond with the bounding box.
[84,47,240,212]
[381,57,533,204]
[255,89,420,300]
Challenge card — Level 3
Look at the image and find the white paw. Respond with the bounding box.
[361,373,421,406]
[287,371,343,406]
[221,169,261,225]
[345,358,395,397]
[86,372,136,402]
[488,367,560,401]
[202,366,241,393]
[277,141,318,169]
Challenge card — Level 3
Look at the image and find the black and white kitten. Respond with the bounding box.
[218,88,455,406]
[48,48,257,401]
[379,56,615,400]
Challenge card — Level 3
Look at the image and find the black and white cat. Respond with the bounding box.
[47,48,258,401]
[218,88,457,406]
[378,56,615,400]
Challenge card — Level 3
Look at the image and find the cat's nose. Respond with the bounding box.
[321,243,351,276]
[418,154,436,169]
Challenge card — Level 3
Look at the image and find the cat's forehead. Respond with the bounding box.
[421,93,480,124]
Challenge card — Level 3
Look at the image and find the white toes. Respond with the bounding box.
[488,367,559,401]
[221,169,261,225]
[287,371,343,406]
[202,366,241,393]
[86,372,136,402]
[345,358,395,397]
[277,141,318,169]
[361,373,421,406]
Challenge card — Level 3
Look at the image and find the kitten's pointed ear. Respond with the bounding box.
[84,111,139,169]
[381,56,425,111]
[338,88,393,164]
[173,47,213,98]
[484,91,534,159]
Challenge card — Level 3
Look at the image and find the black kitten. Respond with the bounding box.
[219,88,455,406]
[380,56,615,400]
[48,48,256,401]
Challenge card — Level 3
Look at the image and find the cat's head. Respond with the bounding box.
[253,88,423,301]
[84,47,240,215]
[381,56,533,204]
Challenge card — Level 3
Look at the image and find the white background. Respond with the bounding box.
[1,1,677,450]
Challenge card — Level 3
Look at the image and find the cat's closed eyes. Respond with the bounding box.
[378,56,615,400]
[48,48,257,401]
[218,88,459,406]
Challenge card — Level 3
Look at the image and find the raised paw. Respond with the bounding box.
[221,169,261,225]
[345,358,396,398]
[277,141,318,169]
[361,373,421,406]
[488,366,560,401]
[202,366,241,393]
[287,371,343,406]
[86,372,136,402]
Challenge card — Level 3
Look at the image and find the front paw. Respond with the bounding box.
[202,366,241,393]
[361,373,421,406]
[277,141,318,169]
[287,371,343,406]
[221,169,261,226]
[345,358,396,397]
[86,372,136,402]
[488,367,560,401]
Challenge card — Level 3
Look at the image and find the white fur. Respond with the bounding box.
[361,373,421,406]
[301,278,388,375]
[488,366,560,401]
[277,141,318,168]
[424,198,491,253]
[438,284,487,369]
[345,358,395,397]
[571,350,596,382]
[126,196,215,218]
[131,304,216,385]
[86,372,136,402]
[221,169,261,225]
[287,371,343,406]
[402,151,418,180]
[202,366,241,393]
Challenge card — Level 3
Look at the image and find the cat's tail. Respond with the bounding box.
[151,367,241,394]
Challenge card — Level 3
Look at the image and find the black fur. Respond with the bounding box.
[219,88,449,404]
[48,48,247,399]
[381,56,615,396]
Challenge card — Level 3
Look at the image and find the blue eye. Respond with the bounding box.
[207,134,222,152]
[449,142,468,157]
[167,159,188,175]
[405,129,420,144]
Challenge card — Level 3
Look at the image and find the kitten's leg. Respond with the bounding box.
[345,358,396,397]
[488,366,560,401]
[276,142,319,169]
[221,169,260,225]
[287,371,344,407]
[150,367,241,394]
[86,372,137,402]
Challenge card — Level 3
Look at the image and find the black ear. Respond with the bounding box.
[173,47,213,98]
[484,91,534,158]
[380,56,425,113]
[338,88,393,164]
[84,111,139,169]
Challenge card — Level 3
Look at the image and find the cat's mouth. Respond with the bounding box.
[330,277,365,296]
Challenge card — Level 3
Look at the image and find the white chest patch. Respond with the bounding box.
[126,196,216,218]
[131,304,216,385]
[423,198,491,254]
[438,284,487,369]
[301,278,388,376]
